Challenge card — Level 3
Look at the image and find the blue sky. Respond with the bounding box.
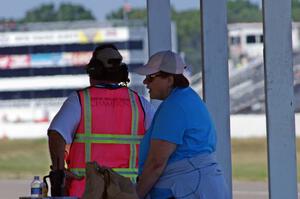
[0,0,260,20]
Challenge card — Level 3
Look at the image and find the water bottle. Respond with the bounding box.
[41,181,48,198]
[31,176,42,198]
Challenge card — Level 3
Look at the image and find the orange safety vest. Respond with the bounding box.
[66,86,145,197]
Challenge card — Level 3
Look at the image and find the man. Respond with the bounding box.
[48,44,154,197]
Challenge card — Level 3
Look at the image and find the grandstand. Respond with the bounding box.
[191,22,300,114]
[230,53,300,113]
[0,20,151,138]
[227,23,300,113]
[191,53,300,114]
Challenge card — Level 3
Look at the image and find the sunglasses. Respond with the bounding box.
[145,73,163,82]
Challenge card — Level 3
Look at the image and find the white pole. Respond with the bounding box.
[201,0,232,197]
[263,0,298,198]
[146,0,171,56]
[147,0,171,107]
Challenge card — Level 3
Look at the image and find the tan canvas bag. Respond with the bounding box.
[82,161,138,199]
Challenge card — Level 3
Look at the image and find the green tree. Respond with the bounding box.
[56,3,95,21]
[106,7,147,24]
[106,8,201,74]
[21,3,95,23]
[292,0,300,21]
[227,0,262,23]
[22,4,56,22]
[172,10,201,74]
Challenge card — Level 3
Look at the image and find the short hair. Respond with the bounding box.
[159,71,189,88]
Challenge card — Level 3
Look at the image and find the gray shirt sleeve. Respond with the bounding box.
[139,96,156,130]
[48,91,81,144]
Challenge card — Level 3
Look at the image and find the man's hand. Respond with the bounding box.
[49,168,83,196]
[49,169,66,196]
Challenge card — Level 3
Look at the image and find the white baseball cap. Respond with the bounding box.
[133,50,186,75]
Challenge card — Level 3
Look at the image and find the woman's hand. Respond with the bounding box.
[136,139,176,198]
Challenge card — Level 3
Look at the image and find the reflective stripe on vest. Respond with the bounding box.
[74,133,143,144]
[128,89,138,169]
[83,89,92,162]
[69,167,138,178]
[70,88,140,178]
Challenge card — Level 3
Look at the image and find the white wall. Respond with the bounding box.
[230,113,300,138]
[1,112,299,139]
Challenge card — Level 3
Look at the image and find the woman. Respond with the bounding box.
[133,50,229,199]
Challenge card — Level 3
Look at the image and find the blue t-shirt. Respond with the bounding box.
[138,87,217,174]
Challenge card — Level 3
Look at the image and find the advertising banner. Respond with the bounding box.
[0,55,10,69]
[8,55,30,69]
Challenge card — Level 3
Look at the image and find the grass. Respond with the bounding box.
[0,139,50,179]
[1,138,300,181]
[232,138,300,181]
[231,138,268,181]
